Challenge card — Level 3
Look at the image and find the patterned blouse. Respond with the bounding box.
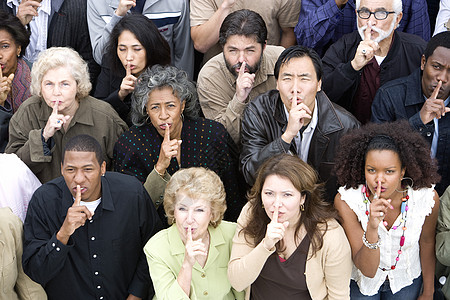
[114,117,245,221]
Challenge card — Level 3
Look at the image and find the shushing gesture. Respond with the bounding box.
[368,180,393,230]
[0,66,14,106]
[420,80,450,124]
[263,202,289,250]
[57,185,94,245]
[42,101,71,142]
[115,0,136,17]
[236,61,256,103]
[155,124,182,174]
[118,62,137,101]
[183,225,208,267]
[282,90,312,144]
[352,24,380,71]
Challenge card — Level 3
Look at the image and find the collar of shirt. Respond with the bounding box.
[6,0,19,10]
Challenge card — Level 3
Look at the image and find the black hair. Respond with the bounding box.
[105,14,171,74]
[62,135,104,165]
[424,31,450,61]
[219,9,267,47]
[0,10,30,57]
[274,45,323,81]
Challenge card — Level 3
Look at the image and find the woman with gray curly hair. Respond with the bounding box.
[144,167,244,299]
[5,47,128,183]
[114,65,245,221]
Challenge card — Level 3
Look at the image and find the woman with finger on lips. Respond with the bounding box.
[5,47,128,183]
[0,11,31,152]
[114,64,245,222]
[94,14,171,126]
[334,120,440,299]
[228,154,352,300]
[144,167,244,299]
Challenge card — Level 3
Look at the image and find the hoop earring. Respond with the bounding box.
[300,204,305,211]
[181,112,184,122]
[145,116,151,124]
[396,177,414,193]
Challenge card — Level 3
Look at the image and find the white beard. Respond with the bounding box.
[358,16,397,43]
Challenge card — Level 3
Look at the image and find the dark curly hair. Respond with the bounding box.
[334,120,440,189]
[241,154,338,256]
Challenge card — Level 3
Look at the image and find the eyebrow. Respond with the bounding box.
[281,72,312,77]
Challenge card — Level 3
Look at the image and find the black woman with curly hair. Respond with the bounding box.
[334,120,440,300]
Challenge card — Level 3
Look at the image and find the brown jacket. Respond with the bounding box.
[6,95,127,183]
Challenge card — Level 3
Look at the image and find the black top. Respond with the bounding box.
[114,118,246,221]
[251,235,312,300]
[22,172,162,300]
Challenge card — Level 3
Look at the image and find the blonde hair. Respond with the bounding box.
[164,167,227,227]
[30,47,92,99]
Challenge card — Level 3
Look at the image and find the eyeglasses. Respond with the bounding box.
[357,9,396,20]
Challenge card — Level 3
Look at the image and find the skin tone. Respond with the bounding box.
[335,149,439,299]
[115,0,136,16]
[147,87,185,175]
[117,30,147,101]
[58,151,141,300]
[16,0,42,26]
[351,0,402,71]
[41,67,78,142]
[419,47,450,124]
[0,29,20,106]
[278,56,322,145]
[223,34,265,103]
[336,0,349,9]
[174,194,212,297]
[261,175,306,260]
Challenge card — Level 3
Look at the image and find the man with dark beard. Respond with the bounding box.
[321,0,426,124]
[197,9,284,144]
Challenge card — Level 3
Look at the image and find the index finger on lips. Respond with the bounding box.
[239,61,246,77]
[74,185,81,207]
[52,100,58,115]
[364,25,371,41]
[291,89,298,110]
[432,80,442,100]
[126,62,131,77]
[164,123,170,142]
[187,225,192,242]
[272,203,279,223]
[375,180,381,199]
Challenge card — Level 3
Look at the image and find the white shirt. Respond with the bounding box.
[7,0,51,63]
[434,0,450,35]
[79,198,102,215]
[0,154,41,222]
[283,98,318,162]
[339,185,435,295]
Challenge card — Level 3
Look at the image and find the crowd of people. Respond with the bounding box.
[0,0,450,299]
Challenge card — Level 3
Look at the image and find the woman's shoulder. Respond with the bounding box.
[215,221,237,240]
[145,227,171,253]
[11,95,45,119]
[319,219,351,249]
[185,117,228,136]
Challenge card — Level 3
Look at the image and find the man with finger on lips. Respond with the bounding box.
[371,31,450,195]
[197,9,284,144]
[22,134,162,300]
[321,0,426,124]
[240,45,360,204]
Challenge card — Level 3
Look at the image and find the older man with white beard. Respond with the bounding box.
[321,0,427,124]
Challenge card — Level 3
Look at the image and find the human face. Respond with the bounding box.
[174,193,212,242]
[364,150,405,200]
[223,34,264,77]
[41,67,79,116]
[261,175,305,226]
[117,30,147,76]
[277,56,321,113]
[146,86,185,139]
[421,46,450,100]
[61,151,106,202]
[356,0,402,43]
[0,29,20,77]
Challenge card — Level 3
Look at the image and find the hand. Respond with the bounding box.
[351,25,380,71]
[42,101,71,141]
[0,66,14,106]
[155,124,182,174]
[16,0,42,25]
[221,0,236,10]
[57,185,94,245]
[368,180,393,230]
[118,62,137,100]
[235,61,256,103]
[183,225,208,267]
[126,294,142,300]
[115,0,136,16]
[263,204,289,250]
[420,81,450,124]
[282,90,312,143]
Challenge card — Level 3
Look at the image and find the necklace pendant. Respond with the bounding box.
[400,201,406,213]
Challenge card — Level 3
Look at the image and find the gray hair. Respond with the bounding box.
[30,47,92,99]
[131,65,200,126]
[356,0,402,13]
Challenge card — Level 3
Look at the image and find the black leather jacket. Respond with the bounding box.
[240,89,360,202]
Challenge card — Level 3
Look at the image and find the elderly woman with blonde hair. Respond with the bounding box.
[5,47,127,183]
[144,167,244,300]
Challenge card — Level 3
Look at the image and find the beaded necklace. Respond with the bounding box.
[361,185,409,271]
